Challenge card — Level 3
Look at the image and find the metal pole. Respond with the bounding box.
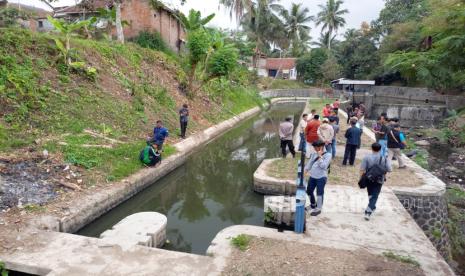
[294,140,306,233]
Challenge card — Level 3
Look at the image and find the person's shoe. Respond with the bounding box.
[342,163,347,166]
[310,203,317,209]
[398,166,407,169]
[364,212,372,221]
[392,156,397,161]
[310,209,321,216]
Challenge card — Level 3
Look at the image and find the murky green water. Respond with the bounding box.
[77,102,304,254]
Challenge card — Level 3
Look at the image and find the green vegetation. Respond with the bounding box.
[0,27,262,184]
[0,261,7,276]
[231,234,251,251]
[405,138,429,169]
[440,110,465,147]
[262,78,310,90]
[264,207,275,223]
[23,204,46,213]
[132,31,175,57]
[446,186,465,263]
[382,252,420,267]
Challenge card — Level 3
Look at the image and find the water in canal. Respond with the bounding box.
[77,102,305,254]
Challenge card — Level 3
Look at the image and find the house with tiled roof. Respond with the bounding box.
[256,57,298,80]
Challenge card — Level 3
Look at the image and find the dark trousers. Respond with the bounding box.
[180,120,188,138]
[280,139,295,158]
[306,177,327,209]
[343,144,358,165]
[366,183,383,213]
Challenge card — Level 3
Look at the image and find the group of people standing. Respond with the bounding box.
[279,100,407,220]
[139,104,190,167]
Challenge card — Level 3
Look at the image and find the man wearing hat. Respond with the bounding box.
[304,140,332,216]
[279,116,296,158]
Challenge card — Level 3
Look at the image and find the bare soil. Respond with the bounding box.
[223,237,424,276]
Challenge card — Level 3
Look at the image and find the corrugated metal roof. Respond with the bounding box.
[333,78,375,85]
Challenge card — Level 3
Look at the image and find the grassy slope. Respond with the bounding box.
[258,77,310,90]
[0,28,262,183]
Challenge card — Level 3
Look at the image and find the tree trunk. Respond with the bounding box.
[188,63,197,97]
[115,1,124,43]
[66,35,71,65]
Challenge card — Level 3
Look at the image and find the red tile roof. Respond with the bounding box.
[265,58,296,70]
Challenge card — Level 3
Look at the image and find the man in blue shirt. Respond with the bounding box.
[153,120,169,150]
[343,118,362,166]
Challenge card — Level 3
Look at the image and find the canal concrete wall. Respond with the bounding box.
[260,88,330,98]
[55,98,298,234]
[342,86,465,126]
[99,212,167,249]
[253,158,297,195]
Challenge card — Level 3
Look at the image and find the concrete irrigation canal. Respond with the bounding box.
[77,102,306,254]
[0,93,456,275]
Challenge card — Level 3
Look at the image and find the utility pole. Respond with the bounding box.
[294,141,306,233]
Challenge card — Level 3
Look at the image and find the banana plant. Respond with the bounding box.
[47,15,91,65]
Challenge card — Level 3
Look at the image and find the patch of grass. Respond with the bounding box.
[0,261,7,276]
[405,138,429,169]
[264,207,275,224]
[231,234,251,251]
[23,204,46,213]
[382,252,420,267]
[260,78,310,90]
[267,157,299,180]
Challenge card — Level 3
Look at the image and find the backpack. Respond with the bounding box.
[365,156,388,185]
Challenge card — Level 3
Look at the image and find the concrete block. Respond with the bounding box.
[100,212,167,250]
[264,196,309,226]
[253,159,297,195]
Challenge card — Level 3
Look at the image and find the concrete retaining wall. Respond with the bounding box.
[396,194,451,259]
[260,88,328,98]
[253,159,297,195]
[371,104,447,127]
[343,86,465,126]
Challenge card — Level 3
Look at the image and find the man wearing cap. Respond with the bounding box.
[279,117,296,158]
[317,118,334,154]
[304,140,332,216]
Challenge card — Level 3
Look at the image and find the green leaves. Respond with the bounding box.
[179,9,215,32]
[207,44,239,78]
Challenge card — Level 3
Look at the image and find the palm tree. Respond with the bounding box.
[312,31,337,49]
[290,31,312,57]
[281,3,313,44]
[219,0,253,21]
[315,0,348,49]
[240,0,285,54]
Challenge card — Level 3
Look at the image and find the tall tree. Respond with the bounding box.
[315,0,348,49]
[281,2,313,54]
[240,0,285,57]
[219,0,253,21]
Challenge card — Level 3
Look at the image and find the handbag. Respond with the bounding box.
[358,174,369,189]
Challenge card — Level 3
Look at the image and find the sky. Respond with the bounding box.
[15,0,385,39]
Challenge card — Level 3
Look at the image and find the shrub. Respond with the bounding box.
[133,31,174,56]
[207,45,238,78]
[231,234,251,251]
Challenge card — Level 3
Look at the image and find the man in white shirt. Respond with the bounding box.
[279,117,296,158]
